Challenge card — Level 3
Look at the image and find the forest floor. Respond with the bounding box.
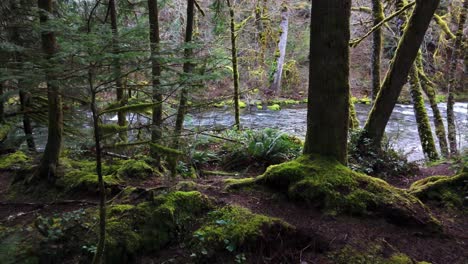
[0,162,466,264]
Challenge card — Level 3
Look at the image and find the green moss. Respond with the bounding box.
[267,104,281,111]
[0,124,11,142]
[409,172,467,208]
[56,158,121,193]
[0,151,30,170]
[116,159,154,179]
[328,246,426,264]
[224,177,255,190]
[192,206,293,258]
[231,155,440,229]
[174,180,198,191]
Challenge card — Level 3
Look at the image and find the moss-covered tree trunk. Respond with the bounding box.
[371,0,384,101]
[304,0,351,165]
[417,54,449,158]
[349,96,360,130]
[446,0,467,156]
[148,0,163,166]
[109,0,127,140]
[270,3,289,95]
[171,0,195,173]
[37,0,63,182]
[227,0,240,130]
[361,0,440,147]
[408,66,439,161]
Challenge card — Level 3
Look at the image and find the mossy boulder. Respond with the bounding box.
[191,205,314,262]
[328,245,431,264]
[54,158,123,193]
[409,172,467,209]
[103,191,214,263]
[228,155,440,230]
[116,159,154,179]
[0,151,30,170]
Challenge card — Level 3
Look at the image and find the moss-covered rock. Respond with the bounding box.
[0,151,30,170]
[228,155,440,230]
[116,159,154,179]
[328,245,431,264]
[191,205,311,262]
[56,159,122,193]
[409,172,467,209]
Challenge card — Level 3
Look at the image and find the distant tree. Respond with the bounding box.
[304,0,351,165]
[447,0,467,156]
[371,0,384,101]
[361,0,440,148]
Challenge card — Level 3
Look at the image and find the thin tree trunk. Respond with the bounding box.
[371,0,384,101]
[109,0,127,139]
[0,82,4,124]
[89,69,106,264]
[37,0,63,182]
[408,66,439,161]
[171,0,195,173]
[447,0,467,156]
[148,0,163,167]
[304,0,351,165]
[349,96,360,130]
[361,0,440,147]
[19,89,36,151]
[270,3,289,94]
[227,0,240,130]
[417,54,449,158]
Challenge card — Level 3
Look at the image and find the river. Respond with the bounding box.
[187,102,468,162]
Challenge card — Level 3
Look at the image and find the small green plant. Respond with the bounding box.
[348,130,418,179]
[220,128,303,170]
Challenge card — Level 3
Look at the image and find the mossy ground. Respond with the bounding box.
[227,155,440,229]
[0,151,30,170]
[409,172,467,209]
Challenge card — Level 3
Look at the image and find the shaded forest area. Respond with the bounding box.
[0,0,467,263]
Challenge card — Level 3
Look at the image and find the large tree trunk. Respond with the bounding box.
[148,0,163,167]
[304,0,351,165]
[417,54,449,158]
[109,0,127,139]
[270,3,289,95]
[0,82,4,124]
[447,0,467,156]
[361,0,440,147]
[371,0,384,101]
[408,66,439,161]
[37,0,63,182]
[227,0,240,130]
[171,0,195,173]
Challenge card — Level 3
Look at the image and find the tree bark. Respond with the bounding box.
[349,96,360,130]
[227,0,240,130]
[148,0,163,166]
[417,54,449,158]
[0,82,4,124]
[304,0,351,165]
[270,3,289,94]
[37,0,63,182]
[171,0,195,173]
[447,0,467,156]
[371,0,384,101]
[361,0,440,147]
[109,0,127,140]
[408,66,439,161]
[19,89,36,151]
[89,69,106,264]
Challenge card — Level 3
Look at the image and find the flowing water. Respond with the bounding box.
[187,102,468,161]
[29,102,467,162]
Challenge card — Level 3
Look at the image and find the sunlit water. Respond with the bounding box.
[186,102,468,162]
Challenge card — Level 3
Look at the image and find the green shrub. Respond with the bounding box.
[220,128,303,170]
[348,130,418,179]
